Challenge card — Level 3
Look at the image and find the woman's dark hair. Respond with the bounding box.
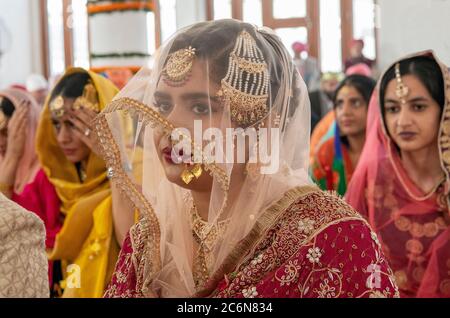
[333,74,376,108]
[379,56,445,120]
[49,72,90,103]
[0,97,15,118]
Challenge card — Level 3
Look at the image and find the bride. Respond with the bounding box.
[96,19,398,298]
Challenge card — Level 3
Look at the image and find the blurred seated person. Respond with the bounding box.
[26,74,49,106]
[292,41,321,91]
[344,39,374,72]
[346,63,373,78]
[311,75,376,196]
[309,72,343,131]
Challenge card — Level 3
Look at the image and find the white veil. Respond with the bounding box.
[94,19,313,297]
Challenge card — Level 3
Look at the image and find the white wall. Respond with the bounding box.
[0,0,43,89]
[176,0,206,30]
[378,0,450,70]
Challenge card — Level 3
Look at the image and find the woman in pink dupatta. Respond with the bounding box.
[0,88,62,290]
[346,51,450,298]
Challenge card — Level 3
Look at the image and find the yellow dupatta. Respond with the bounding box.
[36,67,120,298]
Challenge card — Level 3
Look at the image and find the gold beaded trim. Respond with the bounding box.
[437,62,450,211]
[93,107,162,283]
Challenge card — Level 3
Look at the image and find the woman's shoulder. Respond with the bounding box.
[269,187,381,263]
[255,186,369,258]
[280,186,363,228]
[217,188,399,298]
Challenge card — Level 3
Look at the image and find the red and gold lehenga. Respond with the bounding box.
[346,51,450,298]
[105,188,398,298]
[95,20,399,298]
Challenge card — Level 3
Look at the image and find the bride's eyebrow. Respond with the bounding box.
[154,91,171,100]
[384,98,399,105]
[180,92,220,103]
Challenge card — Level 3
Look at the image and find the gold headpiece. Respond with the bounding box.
[50,95,65,119]
[218,30,269,127]
[50,81,100,118]
[395,63,409,105]
[162,46,196,87]
[72,82,100,112]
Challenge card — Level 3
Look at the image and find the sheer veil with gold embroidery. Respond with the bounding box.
[94,19,313,297]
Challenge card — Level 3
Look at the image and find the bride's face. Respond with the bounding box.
[152,59,225,191]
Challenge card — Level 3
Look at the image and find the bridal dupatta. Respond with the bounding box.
[95,20,398,298]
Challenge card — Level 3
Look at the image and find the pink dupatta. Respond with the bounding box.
[346,51,450,298]
[0,88,41,193]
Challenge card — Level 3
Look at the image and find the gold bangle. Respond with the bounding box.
[0,183,13,194]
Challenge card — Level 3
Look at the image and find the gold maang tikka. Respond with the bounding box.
[162,46,197,87]
[49,96,65,119]
[395,63,410,105]
[217,30,269,127]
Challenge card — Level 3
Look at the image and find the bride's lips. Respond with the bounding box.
[162,146,186,164]
[162,147,175,164]
[162,146,193,165]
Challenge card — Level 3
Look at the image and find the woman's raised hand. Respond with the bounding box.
[67,107,102,157]
[5,99,29,159]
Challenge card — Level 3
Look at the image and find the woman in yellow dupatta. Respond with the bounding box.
[36,67,132,297]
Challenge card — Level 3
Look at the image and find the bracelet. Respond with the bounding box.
[0,182,13,194]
